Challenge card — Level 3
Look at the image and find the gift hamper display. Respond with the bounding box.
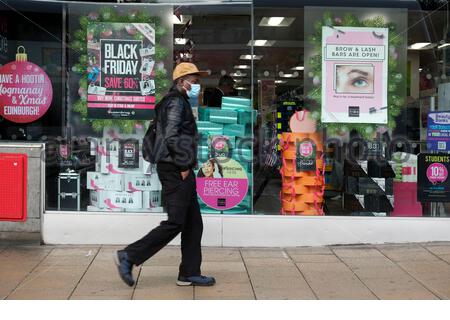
[87,127,163,212]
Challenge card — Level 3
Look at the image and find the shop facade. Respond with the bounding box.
[1,0,450,246]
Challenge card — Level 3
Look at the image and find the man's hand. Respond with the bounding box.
[181,170,190,180]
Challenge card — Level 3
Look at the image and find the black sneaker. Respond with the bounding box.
[176,275,216,286]
[114,250,135,287]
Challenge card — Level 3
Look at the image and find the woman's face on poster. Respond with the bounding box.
[202,160,214,177]
[336,65,374,94]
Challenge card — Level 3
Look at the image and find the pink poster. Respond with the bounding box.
[196,157,248,210]
[0,47,53,124]
[321,26,388,124]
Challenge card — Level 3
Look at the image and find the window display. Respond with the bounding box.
[3,0,450,219]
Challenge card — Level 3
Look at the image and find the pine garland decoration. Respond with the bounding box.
[305,12,405,139]
[70,7,171,133]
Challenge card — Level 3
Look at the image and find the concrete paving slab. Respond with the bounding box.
[195,262,254,300]
[245,265,316,300]
[431,253,450,264]
[70,248,135,299]
[133,266,193,300]
[297,262,376,299]
[396,260,450,299]
[240,249,286,259]
[285,247,333,255]
[332,247,384,258]
[243,257,293,267]
[0,247,51,299]
[288,254,340,263]
[195,281,255,300]
[40,247,99,266]
[342,258,437,299]
[202,248,242,262]
[423,245,450,256]
[377,245,440,262]
[7,265,87,299]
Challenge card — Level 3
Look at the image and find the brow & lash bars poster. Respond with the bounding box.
[87,22,155,119]
[321,26,388,124]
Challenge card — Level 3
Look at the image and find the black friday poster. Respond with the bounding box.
[87,22,155,119]
[321,26,388,124]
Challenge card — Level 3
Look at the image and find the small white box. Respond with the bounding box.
[124,173,162,192]
[98,154,143,175]
[143,190,162,209]
[90,190,143,209]
[87,205,124,212]
[87,171,124,191]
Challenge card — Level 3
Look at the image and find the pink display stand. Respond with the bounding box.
[392,182,422,217]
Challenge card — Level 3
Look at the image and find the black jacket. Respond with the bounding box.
[153,88,198,171]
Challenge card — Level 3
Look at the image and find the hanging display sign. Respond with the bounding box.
[87,22,155,119]
[196,157,249,210]
[418,153,450,202]
[321,26,388,124]
[0,46,53,123]
[296,138,317,172]
[427,112,450,151]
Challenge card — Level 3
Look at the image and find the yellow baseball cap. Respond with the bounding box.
[173,62,208,81]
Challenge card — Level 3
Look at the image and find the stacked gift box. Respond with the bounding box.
[196,97,254,214]
[343,157,396,216]
[87,127,163,212]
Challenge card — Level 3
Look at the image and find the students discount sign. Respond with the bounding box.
[0,46,53,123]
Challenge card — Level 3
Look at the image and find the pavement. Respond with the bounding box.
[1,241,450,299]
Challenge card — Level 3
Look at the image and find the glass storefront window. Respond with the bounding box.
[1,0,450,218]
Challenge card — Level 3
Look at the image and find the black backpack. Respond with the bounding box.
[142,117,157,163]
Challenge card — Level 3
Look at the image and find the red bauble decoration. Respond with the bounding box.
[0,60,53,123]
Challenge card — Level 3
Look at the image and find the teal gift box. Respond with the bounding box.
[235,137,252,149]
[209,109,238,124]
[223,124,246,137]
[198,107,210,121]
[237,110,252,124]
[222,206,250,215]
[232,148,252,162]
[222,97,251,107]
[196,121,224,135]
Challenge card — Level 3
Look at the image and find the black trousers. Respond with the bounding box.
[124,168,203,278]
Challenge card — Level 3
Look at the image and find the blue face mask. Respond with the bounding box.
[186,83,201,99]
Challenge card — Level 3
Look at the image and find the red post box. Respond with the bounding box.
[0,153,28,222]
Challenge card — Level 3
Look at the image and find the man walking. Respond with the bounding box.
[115,62,215,287]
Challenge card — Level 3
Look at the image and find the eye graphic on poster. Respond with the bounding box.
[0,46,53,123]
[321,26,388,124]
[87,22,156,120]
[335,64,374,94]
[196,157,249,210]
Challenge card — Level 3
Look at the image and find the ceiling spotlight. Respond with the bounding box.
[240,54,263,60]
[259,17,296,27]
[234,65,251,69]
[291,66,304,71]
[235,86,248,90]
[275,80,287,84]
[174,38,188,45]
[230,72,247,77]
[247,40,276,47]
[263,71,270,77]
[408,42,436,50]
